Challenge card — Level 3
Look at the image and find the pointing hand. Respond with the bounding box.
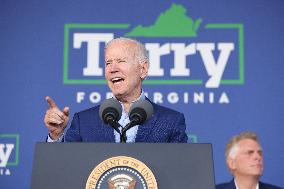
[44,96,70,140]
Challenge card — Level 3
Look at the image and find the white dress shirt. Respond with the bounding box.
[234,179,259,189]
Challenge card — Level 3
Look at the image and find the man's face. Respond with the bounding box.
[229,139,264,178]
[105,41,148,101]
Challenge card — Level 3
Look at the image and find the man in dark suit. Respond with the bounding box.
[44,37,188,143]
[216,132,282,189]
[217,179,282,189]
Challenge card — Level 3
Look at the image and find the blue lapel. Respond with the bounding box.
[259,182,275,189]
[135,99,158,142]
[229,179,237,189]
[135,114,157,142]
[100,121,115,142]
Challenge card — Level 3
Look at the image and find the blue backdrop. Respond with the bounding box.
[0,0,284,188]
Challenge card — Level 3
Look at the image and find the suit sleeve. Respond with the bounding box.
[65,113,82,142]
[168,113,188,143]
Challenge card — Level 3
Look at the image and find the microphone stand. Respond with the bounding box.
[121,118,140,143]
[108,119,121,134]
[108,117,140,143]
[108,119,127,143]
[120,124,130,143]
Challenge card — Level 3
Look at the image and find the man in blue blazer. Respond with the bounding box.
[44,37,188,143]
[216,132,283,189]
[64,98,187,143]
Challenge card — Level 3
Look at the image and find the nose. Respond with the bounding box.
[107,62,119,73]
[254,151,263,162]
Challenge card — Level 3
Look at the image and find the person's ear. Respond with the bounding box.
[140,61,149,80]
[227,157,237,171]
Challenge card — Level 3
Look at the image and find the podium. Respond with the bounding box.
[30,143,215,189]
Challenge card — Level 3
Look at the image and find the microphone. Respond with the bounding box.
[99,98,122,133]
[129,99,153,125]
[121,99,154,142]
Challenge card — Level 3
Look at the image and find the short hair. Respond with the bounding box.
[225,131,260,160]
[105,37,149,64]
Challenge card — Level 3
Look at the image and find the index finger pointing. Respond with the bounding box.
[46,96,58,108]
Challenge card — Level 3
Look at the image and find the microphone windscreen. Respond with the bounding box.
[129,99,153,122]
[99,98,122,121]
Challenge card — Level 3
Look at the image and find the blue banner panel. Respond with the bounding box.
[0,0,284,188]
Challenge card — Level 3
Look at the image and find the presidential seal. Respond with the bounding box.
[85,156,158,189]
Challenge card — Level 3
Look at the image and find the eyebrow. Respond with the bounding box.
[105,58,126,62]
[244,149,263,153]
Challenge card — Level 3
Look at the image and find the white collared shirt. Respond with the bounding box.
[234,179,259,189]
[114,91,145,143]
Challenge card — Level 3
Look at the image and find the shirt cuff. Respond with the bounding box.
[47,133,64,142]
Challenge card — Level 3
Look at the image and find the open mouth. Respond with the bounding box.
[111,77,125,84]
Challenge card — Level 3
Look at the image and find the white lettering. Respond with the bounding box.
[77,92,85,103]
[184,92,189,104]
[197,43,234,88]
[219,92,230,104]
[89,92,101,103]
[170,43,195,76]
[75,91,230,105]
[73,33,113,76]
[168,92,179,104]
[0,168,11,175]
[0,144,14,167]
[106,92,113,99]
[209,92,214,104]
[153,92,163,104]
[72,33,236,88]
[146,43,170,76]
[194,93,204,104]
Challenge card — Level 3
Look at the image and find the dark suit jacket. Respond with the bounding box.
[65,100,188,143]
[216,179,283,189]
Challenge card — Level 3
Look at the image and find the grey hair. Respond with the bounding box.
[105,37,149,64]
[225,131,260,160]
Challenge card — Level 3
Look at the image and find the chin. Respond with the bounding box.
[250,171,263,177]
[112,91,126,99]
[110,87,123,95]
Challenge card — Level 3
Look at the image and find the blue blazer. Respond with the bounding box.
[65,100,188,143]
[216,179,283,189]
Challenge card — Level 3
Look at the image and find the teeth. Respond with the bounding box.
[111,77,123,82]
